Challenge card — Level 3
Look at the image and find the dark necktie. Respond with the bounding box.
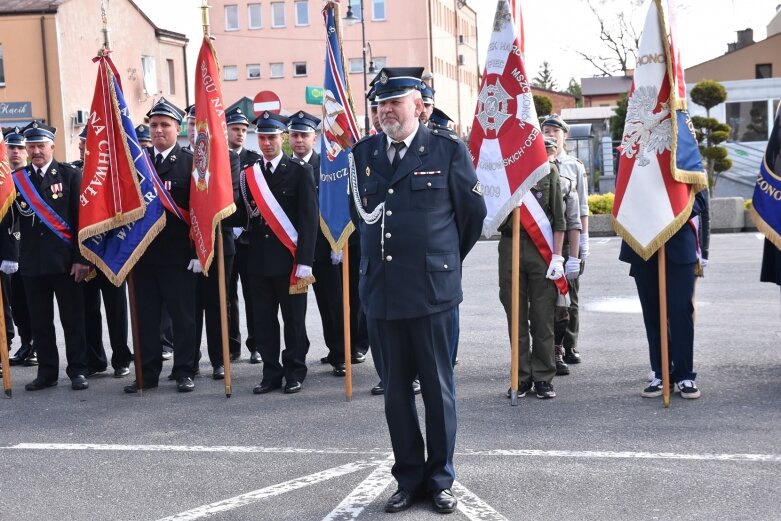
[264,161,273,181]
[155,153,163,169]
[391,142,406,171]
[33,168,43,189]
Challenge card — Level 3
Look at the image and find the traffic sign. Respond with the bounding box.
[253,91,282,116]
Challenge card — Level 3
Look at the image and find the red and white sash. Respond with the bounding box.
[244,163,312,293]
[520,191,568,295]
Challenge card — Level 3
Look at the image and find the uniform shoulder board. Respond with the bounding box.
[180,147,193,155]
[353,133,375,149]
[431,129,459,141]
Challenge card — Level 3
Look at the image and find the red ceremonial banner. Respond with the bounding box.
[0,128,15,221]
[78,54,145,239]
[190,36,237,272]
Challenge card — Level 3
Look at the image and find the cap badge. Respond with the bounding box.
[379,71,388,84]
[263,113,269,119]
[298,112,304,118]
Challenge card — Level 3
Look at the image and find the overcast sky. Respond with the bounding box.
[131,0,780,96]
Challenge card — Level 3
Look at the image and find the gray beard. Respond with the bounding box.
[380,120,404,140]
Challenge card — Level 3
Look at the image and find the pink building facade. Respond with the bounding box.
[210,0,479,137]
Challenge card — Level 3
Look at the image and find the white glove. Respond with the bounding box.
[700,258,709,269]
[295,264,313,278]
[565,256,581,280]
[546,254,565,280]
[330,251,343,265]
[579,232,590,259]
[187,259,203,274]
[0,260,18,274]
[232,227,243,239]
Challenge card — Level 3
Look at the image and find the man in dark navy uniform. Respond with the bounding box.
[620,189,710,399]
[3,128,34,368]
[226,106,262,364]
[350,68,486,514]
[124,98,200,393]
[288,110,346,377]
[0,129,20,376]
[240,112,318,395]
[134,124,152,149]
[14,122,91,391]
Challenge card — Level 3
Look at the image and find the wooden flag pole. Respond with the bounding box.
[658,245,671,408]
[127,273,144,395]
[0,277,12,398]
[509,207,521,406]
[217,227,232,398]
[342,243,352,402]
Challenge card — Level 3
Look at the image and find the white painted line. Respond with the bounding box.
[156,460,380,521]
[321,460,394,520]
[458,449,781,463]
[6,443,390,456]
[452,480,509,521]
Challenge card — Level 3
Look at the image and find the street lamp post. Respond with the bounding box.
[344,0,370,135]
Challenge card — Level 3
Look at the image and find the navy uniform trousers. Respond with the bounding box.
[84,272,131,372]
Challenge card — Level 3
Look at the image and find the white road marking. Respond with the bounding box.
[321,460,395,520]
[155,460,380,521]
[453,481,509,521]
[6,443,781,463]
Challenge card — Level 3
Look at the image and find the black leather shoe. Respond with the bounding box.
[213,366,225,380]
[371,382,385,395]
[351,352,366,364]
[431,488,457,514]
[284,380,302,394]
[412,379,421,395]
[23,350,38,366]
[123,381,158,393]
[9,343,32,366]
[332,363,346,377]
[114,366,130,378]
[253,380,281,394]
[385,488,416,513]
[71,375,89,390]
[563,347,581,364]
[249,351,262,364]
[177,377,195,392]
[161,349,173,361]
[87,367,107,377]
[25,377,58,391]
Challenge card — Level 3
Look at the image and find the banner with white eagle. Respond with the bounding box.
[611,0,707,259]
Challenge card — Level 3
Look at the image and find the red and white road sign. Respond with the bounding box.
[253,91,282,116]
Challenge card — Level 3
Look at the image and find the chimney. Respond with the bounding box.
[736,28,754,47]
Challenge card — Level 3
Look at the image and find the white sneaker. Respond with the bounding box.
[676,380,701,399]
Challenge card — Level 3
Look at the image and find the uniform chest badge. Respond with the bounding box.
[366,166,371,177]
[51,183,63,199]
[535,190,543,199]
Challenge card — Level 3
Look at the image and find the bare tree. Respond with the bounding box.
[575,0,643,76]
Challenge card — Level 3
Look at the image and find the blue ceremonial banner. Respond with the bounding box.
[319,1,359,251]
[751,104,781,250]
[79,56,165,285]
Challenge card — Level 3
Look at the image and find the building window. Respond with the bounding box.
[293,62,307,77]
[295,1,309,25]
[373,0,386,20]
[223,65,238,81]
[225,5,239,31]
[270,62,284,78]
[248,4,262,29]
[349,58,363,74]
[347,0,362,20]
[167,59,176,95]
[373,56,387,71]
[271,2,285,27]
[141,55,157,95]
[756,63,772,79]
[0,45,5,86]
[726,100,769,142]
[247,64,261,79]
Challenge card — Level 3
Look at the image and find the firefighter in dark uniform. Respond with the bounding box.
[135,124,152,149]
[184,105,242,380]
[14,122,90,391]
[3,128,34,368]
[225,106,263,364]
[72,125,133,378]
[0,130,20,377]
[350,68,486,514]
[288,110,346,377]
[124,98,199,393]
[239,112,318,394]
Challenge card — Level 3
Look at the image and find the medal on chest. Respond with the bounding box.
[51,183,63,199]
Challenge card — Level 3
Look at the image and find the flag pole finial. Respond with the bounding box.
[201,1,211,37]
[100,0,111,53]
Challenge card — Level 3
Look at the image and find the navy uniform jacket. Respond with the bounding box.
[619,189,709,267]
[140,144,194,266]
[216,150,242,257]
[235,148,262,247]
[0,210,19,263]
[15,160,87,276]
[352,123,486,320]
[241,154,318,277]
[306,150,334,264]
